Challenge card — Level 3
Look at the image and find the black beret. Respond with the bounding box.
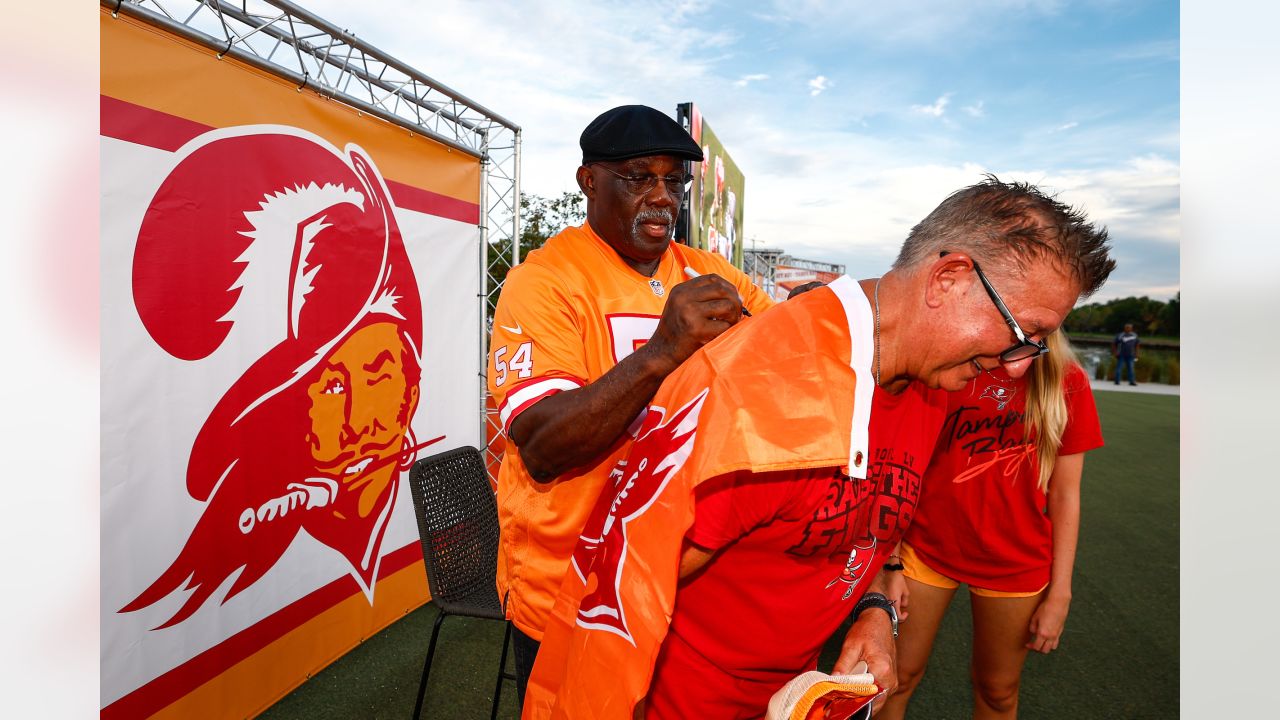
[580,105,704,164]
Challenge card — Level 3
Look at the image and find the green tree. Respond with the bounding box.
[1063,303,1108,334]
[486,191,585,317]
[1064,294,1180,338]
[1158,292,1180,336]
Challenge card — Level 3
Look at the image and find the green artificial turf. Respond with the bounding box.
[258,607,519,720]
[262,390,1178,719]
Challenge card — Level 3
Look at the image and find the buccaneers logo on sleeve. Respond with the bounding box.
[570,389,709,644]
[119,128,441,629]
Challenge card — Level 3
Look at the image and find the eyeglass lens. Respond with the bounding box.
[595,164,692,195]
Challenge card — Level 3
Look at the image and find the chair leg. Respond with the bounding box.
[491,622,514,720]
[413,611,448,720]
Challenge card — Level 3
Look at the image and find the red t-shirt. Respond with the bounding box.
[645,383,947,718]
[905,364,1103,592]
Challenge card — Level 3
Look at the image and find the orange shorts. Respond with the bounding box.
[899,543,1046,598]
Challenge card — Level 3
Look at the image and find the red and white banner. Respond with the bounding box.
[100,10,483,718]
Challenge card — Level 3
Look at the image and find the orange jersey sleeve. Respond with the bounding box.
[488,259,590,435]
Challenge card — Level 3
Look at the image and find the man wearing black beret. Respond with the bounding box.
[487,104,775,704]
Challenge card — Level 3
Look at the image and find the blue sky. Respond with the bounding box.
[305,0,1179,302]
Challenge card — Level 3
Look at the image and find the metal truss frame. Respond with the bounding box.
[104,0,521,483]
[742,247,784,299]
[775,256,845,274]
[743,248,845,299]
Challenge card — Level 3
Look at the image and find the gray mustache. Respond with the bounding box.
[633,209,675,232]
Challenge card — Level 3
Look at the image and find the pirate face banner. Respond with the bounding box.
[101,11,482,718]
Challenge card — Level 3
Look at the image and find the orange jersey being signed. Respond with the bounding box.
[487,222,773,641]
[525,276,879,719]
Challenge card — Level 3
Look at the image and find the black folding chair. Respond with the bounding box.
[407,446,515,720]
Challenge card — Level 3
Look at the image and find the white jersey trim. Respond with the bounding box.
[498,377,584,432]
[826,275,875,480]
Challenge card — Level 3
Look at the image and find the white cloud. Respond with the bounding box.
[288,0,1178,303]
[912,93,952,117]
[1053,121,1080,132]
[1031,155,1181,248]
[297,0,736,197]
[739,145,1179,301]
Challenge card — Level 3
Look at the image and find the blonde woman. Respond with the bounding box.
[881,331,1103,719]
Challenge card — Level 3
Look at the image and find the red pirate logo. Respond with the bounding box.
[978,379,1018,410]
[119,128,440,628]
[571,389,709,644]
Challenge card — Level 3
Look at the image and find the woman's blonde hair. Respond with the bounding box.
[1023,330,1080,491]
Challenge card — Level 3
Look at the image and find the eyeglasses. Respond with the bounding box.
[591,164,694,197]
[944,251,1049,363]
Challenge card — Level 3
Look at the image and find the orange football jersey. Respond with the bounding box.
[525,276,877,719]
[488,222,774,641]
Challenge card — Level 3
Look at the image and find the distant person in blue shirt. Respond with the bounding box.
[1113,323,1140,385]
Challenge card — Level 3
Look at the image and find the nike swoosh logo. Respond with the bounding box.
[500,323,523,335]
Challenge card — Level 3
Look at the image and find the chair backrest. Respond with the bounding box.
[407,446,501,612]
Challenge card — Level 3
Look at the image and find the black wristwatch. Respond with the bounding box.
[853,591,899,639]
